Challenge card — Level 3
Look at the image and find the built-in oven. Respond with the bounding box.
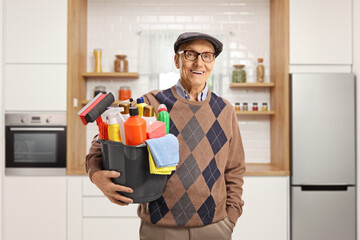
[5,112,67,175]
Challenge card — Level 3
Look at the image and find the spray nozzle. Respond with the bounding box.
[104,107,124,125]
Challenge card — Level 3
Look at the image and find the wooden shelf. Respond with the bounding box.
[236,110,275,115]
[245,163,289,176]
[230,82,275,88]
[82,72,139,78]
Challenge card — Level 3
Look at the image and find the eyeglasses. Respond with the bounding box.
[177,50,215,63]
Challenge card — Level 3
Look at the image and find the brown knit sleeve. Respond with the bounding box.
[225,109,246,226]
[85,135,103,182]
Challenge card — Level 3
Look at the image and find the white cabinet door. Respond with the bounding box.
[290,0,352,65]
[83,218,141,240]
[4,64,67,111]
[4,0,67,63]
[233,176,289,240]
[3,176,67,240]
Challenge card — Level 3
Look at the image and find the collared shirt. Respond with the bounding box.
[175,80,208,101]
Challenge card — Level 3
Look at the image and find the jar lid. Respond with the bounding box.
[233,64,245,69]
[253,103,258,105]
[120,86,130,90]
[243,102,248,105]
[262,102,267,105]
[95,86,106,91]
[115,54,127,58]
[235,102,240,105]
[258,58,263,63]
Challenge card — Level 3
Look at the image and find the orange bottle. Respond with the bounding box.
[124,107,147,145]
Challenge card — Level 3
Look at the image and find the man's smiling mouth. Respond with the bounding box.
[190,70,205,74]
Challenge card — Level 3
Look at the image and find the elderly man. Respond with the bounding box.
[86,32,246,240]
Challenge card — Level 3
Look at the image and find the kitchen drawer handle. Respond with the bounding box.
[301,185,348,191]
[10,127,65,131]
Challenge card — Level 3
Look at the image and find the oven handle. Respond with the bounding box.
[9,127,65,131]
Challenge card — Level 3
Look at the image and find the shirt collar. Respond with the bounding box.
[175,80,208,101]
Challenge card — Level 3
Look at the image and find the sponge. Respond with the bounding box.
[146,121,166,139]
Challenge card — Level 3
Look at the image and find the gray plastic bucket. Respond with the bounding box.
[98,139,167,203]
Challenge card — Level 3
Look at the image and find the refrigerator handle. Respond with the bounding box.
[301,185,349,191]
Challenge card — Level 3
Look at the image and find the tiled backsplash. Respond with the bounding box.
[86,0,270,163]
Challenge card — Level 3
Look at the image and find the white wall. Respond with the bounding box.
[86,0,272,164]
[353,0,360,238]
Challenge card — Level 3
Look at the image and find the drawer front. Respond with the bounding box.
[83,196,138,217]
[83,218,140,240]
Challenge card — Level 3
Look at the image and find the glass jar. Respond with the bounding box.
[119,86,131,101]
[242,102,248,111]
[232,64,246,83]
[114,54,127,72]
[234,102,240,111]
[262,102,268,111]
[94,86,106,97]
[256,58,265,83]
[252,102,258,111]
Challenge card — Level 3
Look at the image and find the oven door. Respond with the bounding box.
[5,126,67,170]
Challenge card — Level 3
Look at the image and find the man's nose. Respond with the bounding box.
[193,55,204,66]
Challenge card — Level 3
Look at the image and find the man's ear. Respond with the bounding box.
[174,54,180,69]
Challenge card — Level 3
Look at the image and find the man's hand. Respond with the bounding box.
[92,170,134,206]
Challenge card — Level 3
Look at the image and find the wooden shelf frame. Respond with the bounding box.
[82,72,139,78]
[269,0,290,175]
[245,163,289,176]
[230,82,275,88]
[66,0,289,176]
[236,111,275,115]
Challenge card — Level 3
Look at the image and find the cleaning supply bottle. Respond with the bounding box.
[119,102,130,121]
[124,107,147,145]
[142,105,157,128]
[157,104,170,134]
[136,97,147,116]
[114,107,126,144]
[104,108,121,142]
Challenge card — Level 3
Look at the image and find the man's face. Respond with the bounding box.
[174,39,216,90]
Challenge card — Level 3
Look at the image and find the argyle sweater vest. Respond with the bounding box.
[137,86,246,227]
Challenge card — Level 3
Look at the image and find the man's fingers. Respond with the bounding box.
[114,184,133,193]
[112,193,134,204]
[108,196,129,206]
[105,170,120,178]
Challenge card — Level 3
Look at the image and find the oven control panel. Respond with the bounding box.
[5,112,66,126]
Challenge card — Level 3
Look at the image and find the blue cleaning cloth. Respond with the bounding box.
[145,134,179,168]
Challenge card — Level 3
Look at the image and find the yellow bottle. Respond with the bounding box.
[136,97,147,117]
[105,108,121,142]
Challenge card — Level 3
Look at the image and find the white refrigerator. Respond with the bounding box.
[290,73,356,240]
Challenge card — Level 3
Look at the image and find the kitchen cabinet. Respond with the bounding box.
[4,64,67,111]
[3,176,67,240]
[234,176,289,240]
[68,176,289,240]
[290,0,352,65]
[4,0,67,63]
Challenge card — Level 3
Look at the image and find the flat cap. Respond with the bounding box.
[174,32,223,57]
